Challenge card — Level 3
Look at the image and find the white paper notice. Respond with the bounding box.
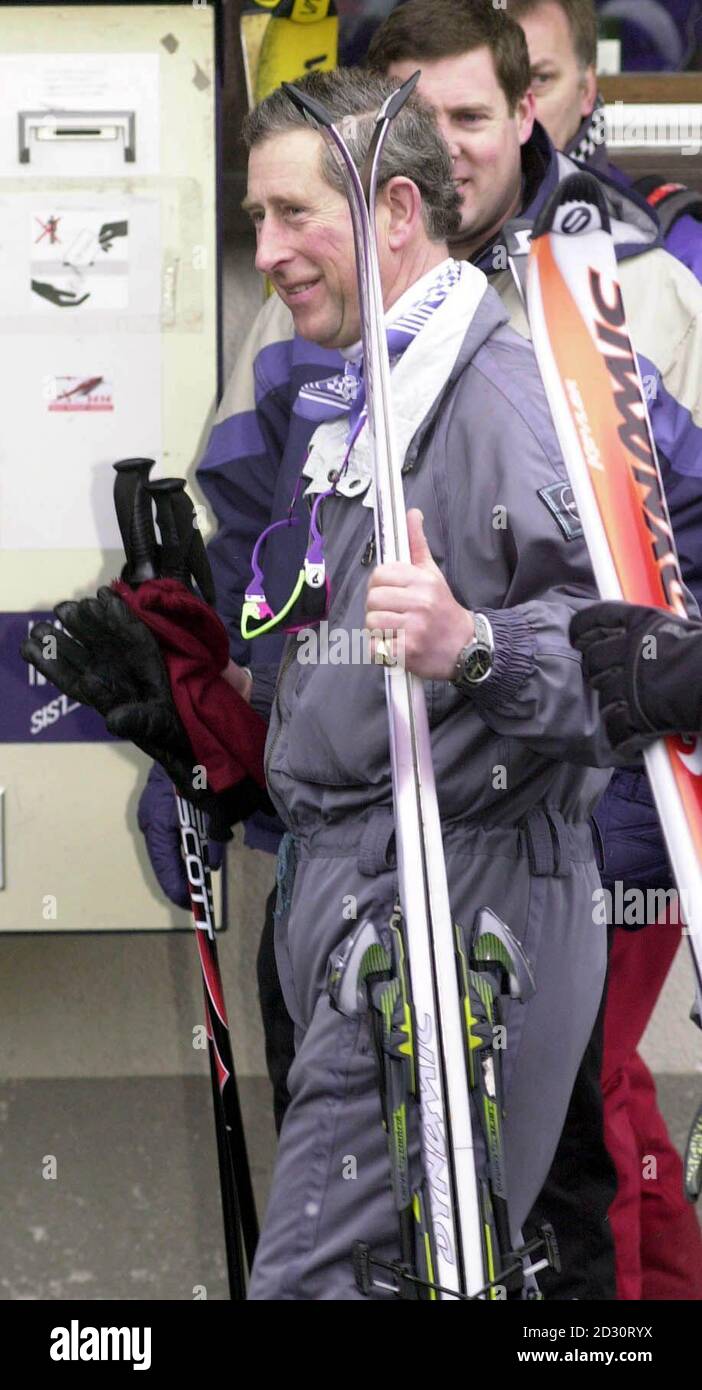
[31,209,130,311]
[0,195,162,550]
[0,51,165,551]
[0,334,161,552]
[0,53,160,176]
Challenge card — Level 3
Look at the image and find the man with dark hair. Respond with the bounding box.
[508,0,702,1301]
[365,2,536,263]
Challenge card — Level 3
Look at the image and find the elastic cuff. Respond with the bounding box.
[468,607,535,709]
[249,662,278,723]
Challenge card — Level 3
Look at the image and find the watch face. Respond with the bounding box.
[465,647,492,682]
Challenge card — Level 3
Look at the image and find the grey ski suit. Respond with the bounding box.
[247,280,613,1300]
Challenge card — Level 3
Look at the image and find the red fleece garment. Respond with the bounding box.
[114,578,266,793]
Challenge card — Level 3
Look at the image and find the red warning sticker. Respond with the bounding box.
[46,375,114,412]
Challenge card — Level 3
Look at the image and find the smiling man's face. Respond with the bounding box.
[244,127,362,349]
[387,46,534,257]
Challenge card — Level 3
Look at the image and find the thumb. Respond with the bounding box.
[407,509,436,569]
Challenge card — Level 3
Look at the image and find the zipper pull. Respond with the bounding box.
[361,535,376,567]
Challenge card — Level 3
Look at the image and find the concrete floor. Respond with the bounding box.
[1,1072,698,1301]
[0,1075,275,1302]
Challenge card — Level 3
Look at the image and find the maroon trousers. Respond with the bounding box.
[603,920,702,1299]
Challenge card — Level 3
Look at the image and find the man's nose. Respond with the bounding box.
[254,216,292,275]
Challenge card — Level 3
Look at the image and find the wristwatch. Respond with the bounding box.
[452,613,495,691]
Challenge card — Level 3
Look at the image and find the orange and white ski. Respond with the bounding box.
[527,171,702,1065]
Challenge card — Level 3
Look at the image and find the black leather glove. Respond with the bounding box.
[21,586,271,834]
[570,601,702,751]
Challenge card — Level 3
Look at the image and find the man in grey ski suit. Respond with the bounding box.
[239,66,614,1301]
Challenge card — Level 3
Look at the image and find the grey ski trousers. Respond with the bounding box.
[248,809,607,1300]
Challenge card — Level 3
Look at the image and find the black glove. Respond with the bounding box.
[570,601,702,751]
[21,586,271,835]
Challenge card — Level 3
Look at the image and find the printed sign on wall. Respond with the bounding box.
[31,209,129,311]
[0,612,115,742]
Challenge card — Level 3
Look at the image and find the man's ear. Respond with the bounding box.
[580,64,598,119]
[379,176,423,251]
[516,89,536,147]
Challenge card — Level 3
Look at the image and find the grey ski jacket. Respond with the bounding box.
[248,273,613,1301]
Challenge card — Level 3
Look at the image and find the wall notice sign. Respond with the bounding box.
[0,53,160,177]
[46,375,114,412]
[0,612,115,743]
[31,210,129,312]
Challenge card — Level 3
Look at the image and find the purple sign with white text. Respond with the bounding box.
[0,611,115,743]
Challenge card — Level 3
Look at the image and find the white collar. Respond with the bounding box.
[302,258,488,509]
[340,256,459,364]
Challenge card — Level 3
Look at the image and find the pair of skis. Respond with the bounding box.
[282,78,555,1300]
[111,459,259,1298]
[525,172,702,1202]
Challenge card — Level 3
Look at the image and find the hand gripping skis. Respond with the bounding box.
[526,171,702,1203]
[112,459,259,1298]
[282,77,557,1300]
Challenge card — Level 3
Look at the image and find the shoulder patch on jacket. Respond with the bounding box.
[538,481,583,541]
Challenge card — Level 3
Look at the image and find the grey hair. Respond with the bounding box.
[241,67,461,243]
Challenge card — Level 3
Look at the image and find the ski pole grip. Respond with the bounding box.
[146,478,189,583]
[169,487,217,608]
[113,458,154,558]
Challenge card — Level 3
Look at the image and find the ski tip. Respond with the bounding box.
[532,171,611,242]
[380,70,421,124]
[282,82,334,130]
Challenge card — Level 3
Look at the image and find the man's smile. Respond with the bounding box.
[277,278,321,303]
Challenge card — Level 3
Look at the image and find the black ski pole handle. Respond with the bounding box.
[169,487,217,608]
[145,478,217,606]
[146,478,189,584]
[113,458,153,558]
[112,458,159,584]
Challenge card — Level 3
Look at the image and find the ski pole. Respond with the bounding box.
[146,476,259,1268]
[112,459,258,1296]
